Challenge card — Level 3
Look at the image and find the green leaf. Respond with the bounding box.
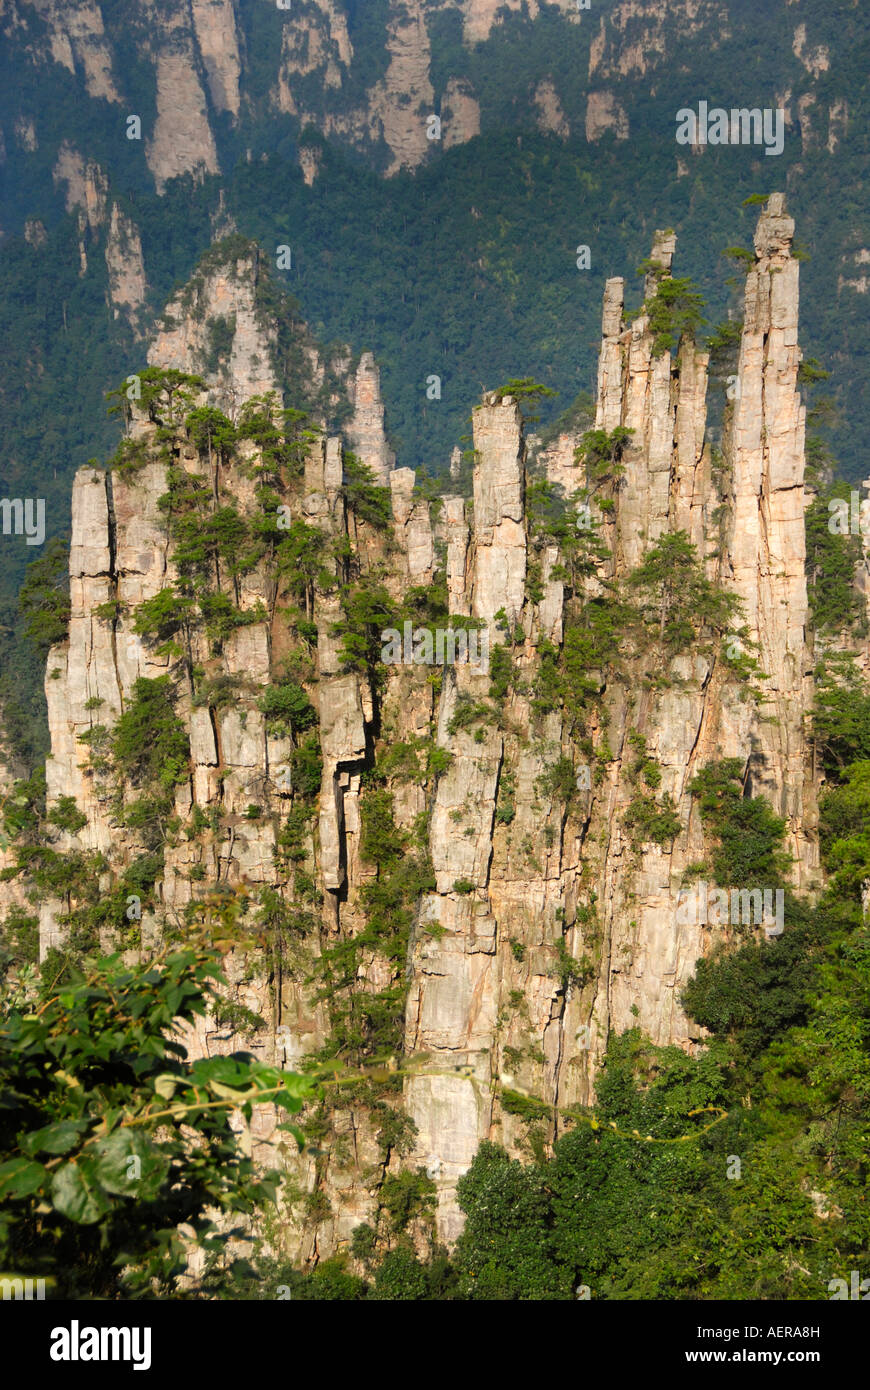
[275,1122,306,1149]
[153,1073,179,1100]
[278,1073,313,1101]
[22,1119,88,1156]
[0,1157,48,1198]
[191,1056,252,1089]
[91,1130,170,1199]
[51,1160,113,1224]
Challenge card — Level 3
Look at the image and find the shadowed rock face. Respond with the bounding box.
[4,196,854,1255]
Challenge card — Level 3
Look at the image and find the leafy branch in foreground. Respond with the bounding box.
[0,941,312,1298]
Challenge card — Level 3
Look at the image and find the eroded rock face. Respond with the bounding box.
[148,249,280,414]
[105,203,147,324]
[399,197,824,1239]
[190,0,242,116]
[470,396,527,627]
[23,0,120,102]
[3,197,846,1256]
[346,353,395,484]
[723,193,815,880]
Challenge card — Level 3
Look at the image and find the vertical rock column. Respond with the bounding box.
[346,352,395,485]
[469,394,527,627]
[404,396,528,1242]
[726,194,815,878]
[304,438,367,900]
[44,468,121,854]
[595,232,712,571]
[389,468,435,584]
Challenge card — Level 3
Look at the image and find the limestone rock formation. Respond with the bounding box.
[3,196,854,1258]
[346,353,395,485]
[147,247,280,414]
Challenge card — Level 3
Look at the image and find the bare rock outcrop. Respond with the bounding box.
[148,247,280,415]
[346,353,395,484]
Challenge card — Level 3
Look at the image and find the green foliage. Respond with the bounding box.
[333,579,398,675]
[277,517,330,615]
[290,733,323,800]
[488,643,514,701]
[447,696,492,736]
[798,357,831,387]
[1,766,45,844]
[811,656,870,775]
[18,539,71,658]
[805,488,865,636]
[312,787,433,1066]
[133,586,197,665]
[681,914,818,1054]
[341,452,391,530]
[47,796,87,835]
[257,678,317,737]
[627,731,662,789]
[819,760,870,900]
[370,1245,433,1301]
[426,745,453,778]
[0,943,310,1297]
[110,676,190,794]
[0,906,39,973]
[623,793,682,847]
[185,405,237,459]
[378,1169,437,1232]
[575,426,633,490]
[492,378,557,422]
[538,754,578,805]
[552,939,593,990]
[626,531,738,651]
[109,367,204,431]
[532,596,626,728]
[643,275,707,357]
[202,315,236,375]
[688,760,788,885]
[454,1142,567,1300]
[237,394,311,479]
[723,245,755,269]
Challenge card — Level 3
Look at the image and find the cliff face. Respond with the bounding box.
[4,195,837,1254]
[1,0,847,186]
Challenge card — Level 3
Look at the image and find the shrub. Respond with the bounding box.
[111,677,189,793]
[257,679,317,737]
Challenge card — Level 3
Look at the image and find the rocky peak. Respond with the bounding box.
[346,351,395,484]
[148,243,281,416]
